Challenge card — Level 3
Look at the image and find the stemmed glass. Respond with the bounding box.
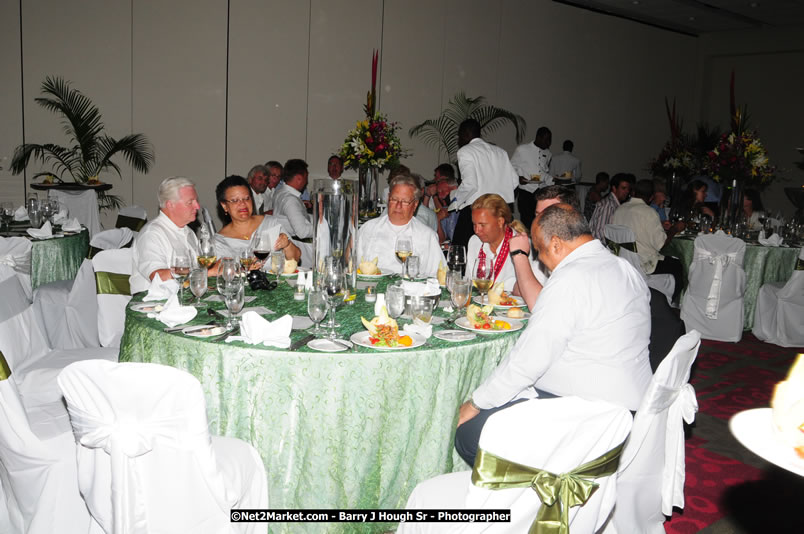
[253,231,272,271]
[385,283,406,320]
[472,255,493,305]
[188,268,208,307]
[449,277,471,323]
[447,245,467,275]
[0,202,13,233]
[217,258,240,297]
[40,201,54,225]
[395,236,413,278]
[406,255,420,280]
[197,238,217,269]
[322,258,344,338]
[223,276,245,330]
[307,289,328,336]
[170,249,191,303]
[270,251,285,282]
[238,245,256,271]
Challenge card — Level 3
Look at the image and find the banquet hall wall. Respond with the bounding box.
[0,0,800,223]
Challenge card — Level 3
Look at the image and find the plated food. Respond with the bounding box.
[454,304,523,334]
[357,257,381,276]
[360,306,412,347]
[771,354,804,459]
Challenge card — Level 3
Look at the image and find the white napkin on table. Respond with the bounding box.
[27,221,53,238]
[225,312,292,348]
[61,218,82,232]
[403,318,432,339]
[401,279,441,296]
[13,206,28,221]
[52,208,69,224]
[758,231,783,247]
[143,276,179,301]
[147,294,197,327]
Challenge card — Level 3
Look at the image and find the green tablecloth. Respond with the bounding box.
[119,279,523,532]
[31,229,90,289]
[662,237,800,330]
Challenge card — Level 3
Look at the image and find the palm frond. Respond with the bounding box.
[97,191,124,213]
[409,117,455,161]
[10,143,79,180]
[473,106,527,143]
[36,76,104,160]
[94,134,154,175]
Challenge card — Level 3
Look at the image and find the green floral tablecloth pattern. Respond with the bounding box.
[31,229,90,289]
[119,279,522,532]
[662,237,800,330]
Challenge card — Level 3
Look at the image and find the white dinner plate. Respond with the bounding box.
[182,325,227,338]
[472,295,526,309]
[356,272,387,280]
[130,302,165,313]
[434,329,477,342]
[349,330,426,350]
[455,316,524,334]
[278,267,311,278]
[729,408,804,477]
[307,338,352,352]
[496,310,531,320]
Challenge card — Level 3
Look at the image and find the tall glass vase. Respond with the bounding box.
[358,167,379,217]
[719,179,744,233]
[311,178,358,292]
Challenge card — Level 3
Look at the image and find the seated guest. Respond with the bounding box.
[412,173,439,233]
[262,160,284,215]
[247,164,271,215]
[213,175,300,262]
[422,163,456,211]
[454,204,652,466]
[583,171,609,221]
[381,164,411,205]
[131,177,204,293]
[651,178,670,228]
[434,175,459,243]
[589,172,634,241]
[466,194,529,293]
[273,159,313,239]
[743,188,765,231]
[680,180,715,219]
[612,179,685,304]
[356,172,443,277]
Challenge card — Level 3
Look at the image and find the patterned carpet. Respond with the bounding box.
[664,334,804,534]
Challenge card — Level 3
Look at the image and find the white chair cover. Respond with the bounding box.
[118,205,147,220]
[92,249,133,348]
[58,360,268,534]
[753,248,804,347]
[400,397,633,534]
[48,189,101,237]
[681,235,746,341]
[604,224,675,305]
[89,228,134,251]
[33,260,99,350]
[0,236,33,299]
[0,378,96,534]
[605,330,701,534]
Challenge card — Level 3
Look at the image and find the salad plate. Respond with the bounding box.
[455,316,523,334]
[356,272,387,280]
[350,330,426,350]
[472,295,525,309]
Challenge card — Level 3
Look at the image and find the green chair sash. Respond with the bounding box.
[471,441,625,534]
[605,239,637,256]
[115,215,146,232]
[0,351,10,381]
[95,271,131,295]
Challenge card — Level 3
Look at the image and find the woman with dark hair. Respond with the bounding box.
[743,189,765,231]
[680,180,715,219]
[213,175,301,262]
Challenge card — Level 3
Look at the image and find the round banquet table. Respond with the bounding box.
[119,278,523,533]
[662,236,801,330]
[2,222,90,289]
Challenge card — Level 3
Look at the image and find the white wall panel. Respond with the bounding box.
[0,1,23,205]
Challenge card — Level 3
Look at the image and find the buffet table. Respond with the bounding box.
[119,278,522,532]
[662,236,800,330]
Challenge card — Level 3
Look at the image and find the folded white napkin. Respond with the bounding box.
[27,221,53,238]
[61,218,81,232]
[226,312,292,348]
[147,294,197,327]
[401,280,440,296]
[758,231,783,247]
[13,206,28,221]
[52,208,69,224]
[304,271,313,291]
[403,319,432,339]
[143,276,179,301]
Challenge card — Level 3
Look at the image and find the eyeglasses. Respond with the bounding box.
[388,197,416,207]
[224,197,251,205]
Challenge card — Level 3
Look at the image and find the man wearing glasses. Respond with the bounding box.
[356,173,443,277]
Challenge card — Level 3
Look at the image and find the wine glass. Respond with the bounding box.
[447,245,467,275]
[188,268,208,306]
[395,236,413,278]
[223,277,245,330]
[472,255,493,305]
[0,202,13,233]
[253,231,272,271]
[238,245,255,271]
[170,250,191,303]
[386,283,406,320]
[26,194,38,213]
[40,201,54,225]
[449,277,471,322]
[270,251,285,282]
[307,289,328,336]
[406,255,420,280]
[197,238,217,269]
[322,258,343,338]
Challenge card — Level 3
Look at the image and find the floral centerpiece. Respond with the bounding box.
[704,130,775,189]
[649,98,694,179]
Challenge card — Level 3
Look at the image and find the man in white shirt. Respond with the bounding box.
[511,126,553,230]
[454,203,652,466]
[451,119,519,250]
[263,160,283,214]
[247,164,271,215]
[356,173,443,277]
[273,159,313,239]
[549,139,582,184]
[130,177,201,294]
[412,173,439,233]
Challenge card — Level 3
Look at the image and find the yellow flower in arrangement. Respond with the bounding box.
[339,112,407,171]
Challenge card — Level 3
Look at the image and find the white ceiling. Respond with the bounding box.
[554,0,804,35]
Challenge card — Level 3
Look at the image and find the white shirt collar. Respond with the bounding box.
[156,210,186,232]
[552,239,604,275]
[283,185,302,198]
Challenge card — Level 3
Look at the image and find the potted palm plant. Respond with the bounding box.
[11,75,154,212]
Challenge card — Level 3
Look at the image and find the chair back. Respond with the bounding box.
[115,205,147,232]
[0,284,51,374]
[48,189,101,237]
[58,360,237,534]
[681,234,746,341]
[92,249,133,347]
[604,224,642,271]
[89,228,134,258]
[609,330,701,534]
[466,397,632,533]
[0,236,33,298]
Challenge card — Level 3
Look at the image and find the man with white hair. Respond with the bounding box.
[247,164,271,215]
[356,173,444,277]
[130,176,201,293]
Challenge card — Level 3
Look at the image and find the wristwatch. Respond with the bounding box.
[509,249,527,258]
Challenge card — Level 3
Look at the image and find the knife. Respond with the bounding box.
[289,334,316,351]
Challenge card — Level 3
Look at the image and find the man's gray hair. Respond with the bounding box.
[389,172,422,202]
[158,176,196,208]
[534,203,590,245]
[439,176,458,188]
[247,164,269,181]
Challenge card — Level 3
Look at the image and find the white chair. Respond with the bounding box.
[604,330,701,534]
[0,373,96,534]
[680,234,746,342]
[753,248,804,347]
[400,397,633,534]
[89,228,134,252]
[92,249,133,348]
[0,236,33,299]
[58,360,269,534]
[48,189,101,238]
[604,224,675,305]
[115,205,148,233]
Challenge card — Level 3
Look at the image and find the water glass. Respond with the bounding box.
[270,251,285,281]
[386,283,405,319]
[450,278,472,310]
[28,208,43,229]
[171,250,191,303]
[407,255,420,279]
[188,268,208,306]
[323,257,344,337]
[411,296,434,324]
[223,278,245,329]
[0,202,13,232]
[307,289,328,335]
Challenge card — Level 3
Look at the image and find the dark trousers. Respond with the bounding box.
[517,190,537,230]
[451,206,474,251]
[653,256,684,304]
